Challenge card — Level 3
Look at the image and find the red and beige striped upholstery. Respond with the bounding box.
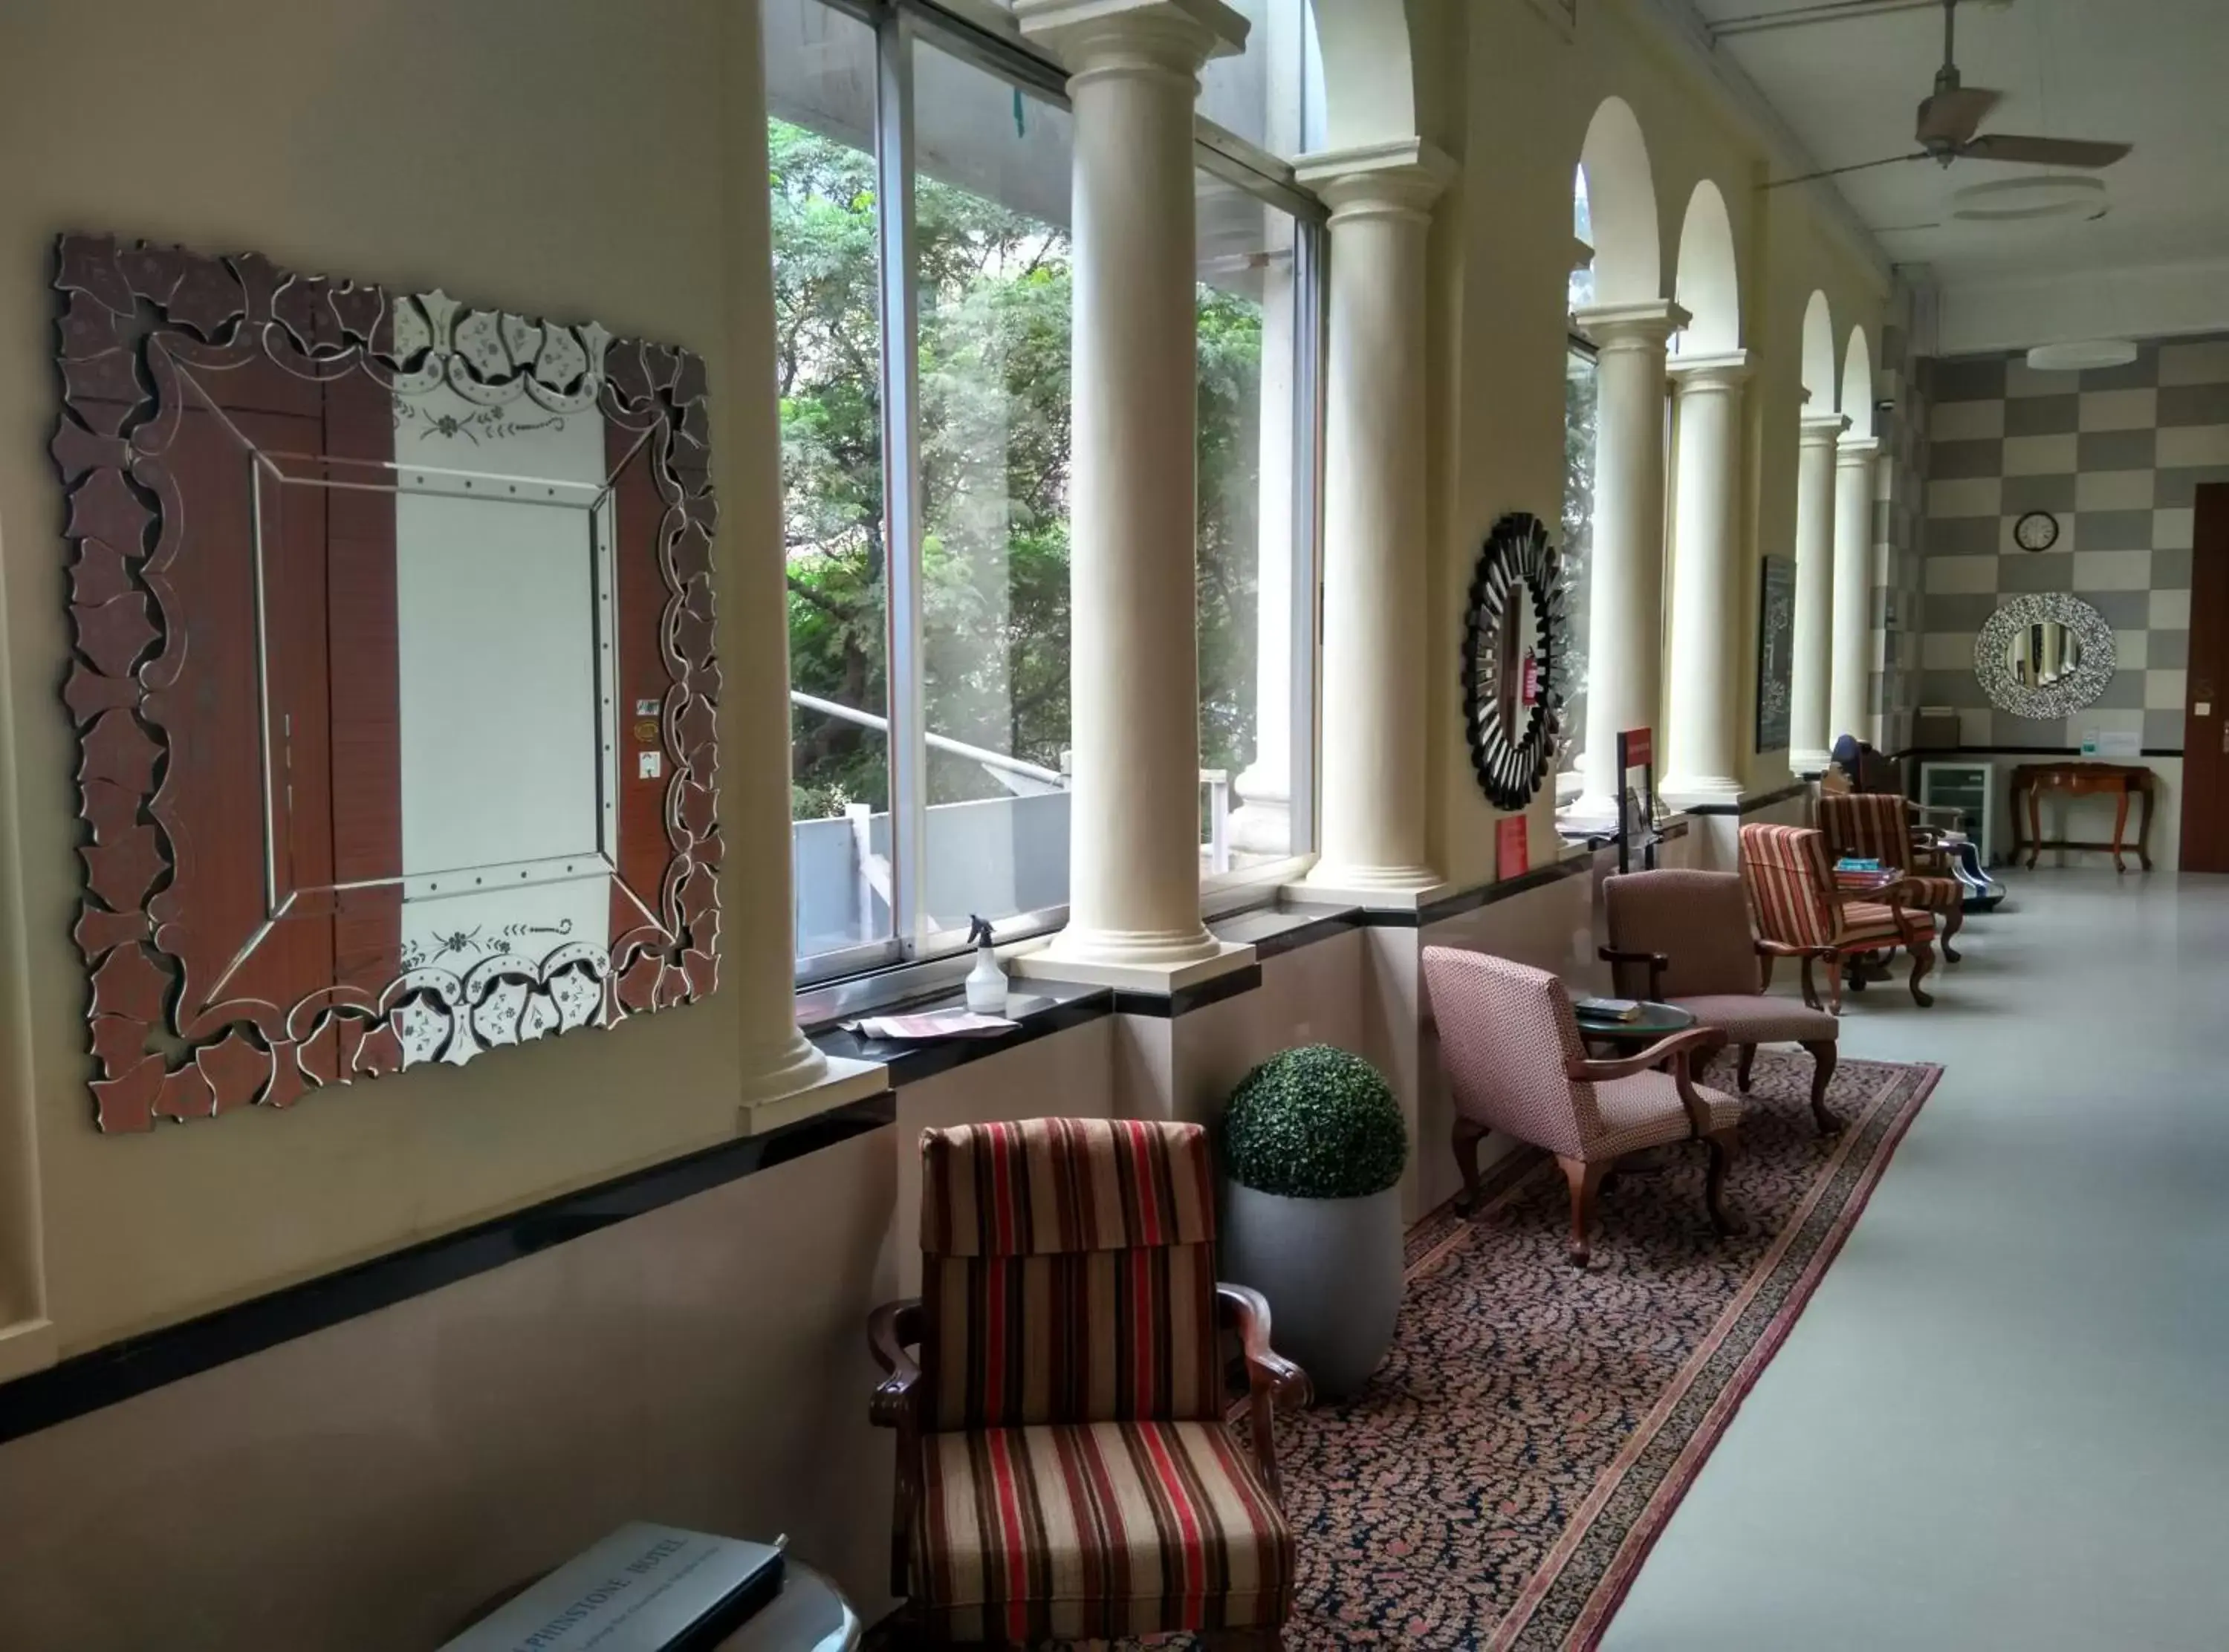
[1818,793,1963,915]
[911,1118,1292,1642]
[1740,823,1933,955]
[1422,947,1739,1164]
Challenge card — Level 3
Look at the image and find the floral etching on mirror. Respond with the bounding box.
[53,234,721,1131]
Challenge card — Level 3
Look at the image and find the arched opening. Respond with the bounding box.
[1801,290,1837,411]
[1577,97,1661,308]
[1672,181,1739,356]
[1842,327,1875,438]
[1305,0,1416,148]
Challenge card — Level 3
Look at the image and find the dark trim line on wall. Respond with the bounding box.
[1358,852,1596,929]
[1686,780,1812,817]
[0,1094,897,1449]
[1895,746,2184,760]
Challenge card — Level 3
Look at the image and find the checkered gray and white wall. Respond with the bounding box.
[1917,331,2228,751]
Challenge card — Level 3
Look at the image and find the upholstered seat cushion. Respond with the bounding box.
[1834,901,1933,952]
[1667,994,1837,1047]
[915,1419,1294,1644]
[1588,1072,1742,1161]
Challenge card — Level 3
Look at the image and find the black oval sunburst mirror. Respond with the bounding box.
[1462,511,1566,811]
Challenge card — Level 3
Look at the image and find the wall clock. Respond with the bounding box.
[1462,511,1567,812]
[2013,510,2060,552]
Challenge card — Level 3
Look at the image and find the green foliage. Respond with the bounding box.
[770,117,1266,819]
[1219,1044,1407,1201]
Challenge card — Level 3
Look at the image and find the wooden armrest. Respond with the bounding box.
[1567,1023,1725,1083]
[1756,938,1836,961]
[1597,945,1667,999]
[1216,1283,1311,1410]
[867,1298,925,1429]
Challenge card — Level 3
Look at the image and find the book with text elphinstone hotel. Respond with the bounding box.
[438,1523,785,1652]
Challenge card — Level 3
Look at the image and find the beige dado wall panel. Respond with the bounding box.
[0,0,825,1359]
[0,1129,901,1651]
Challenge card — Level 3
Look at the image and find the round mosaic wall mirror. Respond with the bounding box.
[1973,594,2117,721]
[1462,511,1567,810]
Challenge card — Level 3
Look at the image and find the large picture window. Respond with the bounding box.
[768,0,1323,983]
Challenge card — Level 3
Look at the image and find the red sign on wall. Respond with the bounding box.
[1619,727,1653,770]
[1496,816,1529,881]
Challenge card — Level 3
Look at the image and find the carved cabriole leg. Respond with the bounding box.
[1450,1116,1487,1214]
[1559,1155,1608,1267]
[1735,1043,1756,1092]
[1701,1128,1740,1236]
[1800,1038,1840,1134]
[1939,901,1964,963]
[1907,929,1936,1007]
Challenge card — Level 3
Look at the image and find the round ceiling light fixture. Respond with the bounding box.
[1950,174,2109,222]
[2027,339,2141,371]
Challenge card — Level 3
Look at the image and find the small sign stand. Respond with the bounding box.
[1615,727,1662,876]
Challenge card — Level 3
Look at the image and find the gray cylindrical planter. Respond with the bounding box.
[1221,1182,1404,1401]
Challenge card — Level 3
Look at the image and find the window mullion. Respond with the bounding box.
[1288,215,1327,856]
[875,6,929,957]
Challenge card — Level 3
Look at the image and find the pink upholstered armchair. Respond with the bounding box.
[868,1117,1307,1648]
[1602,868,1840,1135]
[1421,947,1742,1267]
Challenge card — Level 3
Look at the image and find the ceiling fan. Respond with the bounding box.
[1765,0,2134,190]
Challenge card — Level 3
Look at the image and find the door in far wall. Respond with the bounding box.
[2184,484,2229,874]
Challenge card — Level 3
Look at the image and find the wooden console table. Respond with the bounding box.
[2009,762,2155,872]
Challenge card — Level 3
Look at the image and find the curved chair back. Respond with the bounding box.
[1739,822,1837,950]
[1819,791,1910,866]
[1603,869,1764,998]
[918,1116,1220,1431]
[1421,946,1594,1159]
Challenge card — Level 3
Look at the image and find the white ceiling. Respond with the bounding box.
[1688,0,2229,294]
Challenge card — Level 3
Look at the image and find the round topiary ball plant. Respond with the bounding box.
[1219,1044,1407,1201]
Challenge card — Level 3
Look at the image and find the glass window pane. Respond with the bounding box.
[1559,344,1597,788]
[1198,0,1319,157]
[912,40,1076,942]
[1198,172,1304,871]
[764,0,893,971]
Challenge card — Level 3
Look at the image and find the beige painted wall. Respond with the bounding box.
[1419,0,1886,890]
[0,0,834,1362]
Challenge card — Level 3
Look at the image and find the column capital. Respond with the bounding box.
[1800,409,1852,446]
[1016,0,1247,78]
[1296,137,1456,222]
[1667,348,1751,391]
[1836,433,1883,464]
[1573,299,1690,353]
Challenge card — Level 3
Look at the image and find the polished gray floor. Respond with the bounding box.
[1606,870,2229,1652]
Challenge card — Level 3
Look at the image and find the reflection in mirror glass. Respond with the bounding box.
[2007,621,2082,689]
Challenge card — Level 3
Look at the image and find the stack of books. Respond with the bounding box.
[440,1523,787,1652]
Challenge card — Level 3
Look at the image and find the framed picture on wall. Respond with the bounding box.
[1756,555,1796,753]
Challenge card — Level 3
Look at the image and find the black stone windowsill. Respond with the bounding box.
[806,978,1113,1084]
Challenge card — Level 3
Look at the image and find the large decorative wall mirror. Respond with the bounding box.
[1974,594,2116,721]
[53,235,721,1131]
[1462,511,1567,811]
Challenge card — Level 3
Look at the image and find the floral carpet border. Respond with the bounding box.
[1404,1056,1943,1650]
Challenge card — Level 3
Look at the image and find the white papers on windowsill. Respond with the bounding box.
[843,1009,1019,1041]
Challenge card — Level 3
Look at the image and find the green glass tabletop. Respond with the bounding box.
[1572,999,1696,1037]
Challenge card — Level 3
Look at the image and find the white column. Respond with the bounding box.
[1294,138,1454,894]
[1831,434,1883,748]
[1789,409,1848,775]
[1661,351,1751,804]
[1018,0,1246,970]
[1569,301,1687,823]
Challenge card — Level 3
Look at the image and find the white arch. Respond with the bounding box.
[1672,181,1740,355]
[1307,0,1416,148]
[1841,327,1875,438]
[1577,98,1661,306]
[1800,290,1837,409]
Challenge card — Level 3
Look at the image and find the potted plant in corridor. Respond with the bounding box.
[1216,1044,1408,1401]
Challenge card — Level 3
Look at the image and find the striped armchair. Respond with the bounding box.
[1818,791,1967,961]
[869,1117,1307,1648]
[1739,822,1938,1010]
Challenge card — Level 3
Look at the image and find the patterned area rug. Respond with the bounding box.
[1262,1049,1939,1651]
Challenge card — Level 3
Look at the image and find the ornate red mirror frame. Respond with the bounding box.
[53,234,721,1131]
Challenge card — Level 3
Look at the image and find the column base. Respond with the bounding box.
[1014,937,1255,995]
[1659,775,1745,811]
[1299,861,1441,901]
[739,1050,888,1136]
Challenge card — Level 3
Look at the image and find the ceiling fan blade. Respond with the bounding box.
[1762,152,1932,190]
[1917,85,2000,146]
[1962,134,2133,168]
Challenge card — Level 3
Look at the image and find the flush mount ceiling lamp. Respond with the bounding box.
[1951,174,2108,221]
[2027,339,2139,371]
[1763,0,2134,191]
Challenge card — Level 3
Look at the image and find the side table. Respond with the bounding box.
[2010,761,2155,872]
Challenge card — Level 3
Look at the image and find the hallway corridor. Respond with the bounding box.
[1609,871,2229,1650]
